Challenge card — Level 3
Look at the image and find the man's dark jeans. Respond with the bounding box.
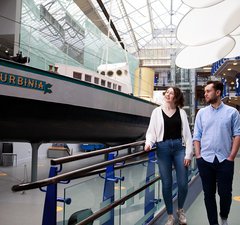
[197,156,234,225]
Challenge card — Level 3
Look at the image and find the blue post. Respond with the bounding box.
[41,166,58,225]
[102,153,115,225]
[144,151,156,223]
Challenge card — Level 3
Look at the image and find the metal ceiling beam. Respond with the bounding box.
[118,0,139,53]
[147,0,154,37]
[74,0,115,41]
[96,0,125,50]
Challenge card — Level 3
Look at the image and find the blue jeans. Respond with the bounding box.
[156,139,188,214]
[197,157,234,225]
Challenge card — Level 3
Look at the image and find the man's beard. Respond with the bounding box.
[206,96,218,104]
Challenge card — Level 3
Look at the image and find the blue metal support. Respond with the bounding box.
[41,164,71,225]
[41,166,58,225]
[144,151,157,224]
[101,153,124,225]
[102,153,115,225]
[57,197,71,205]
[103,153,115,225]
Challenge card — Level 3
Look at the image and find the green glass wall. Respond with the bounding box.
[19,0,138,86]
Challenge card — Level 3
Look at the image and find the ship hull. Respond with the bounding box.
[0,95,150,143]
[0,59,157,144]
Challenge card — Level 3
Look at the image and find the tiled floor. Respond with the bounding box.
[0,154,105,225]
[0,158,50,225]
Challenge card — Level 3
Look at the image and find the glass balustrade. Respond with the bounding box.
[63,154,198,225]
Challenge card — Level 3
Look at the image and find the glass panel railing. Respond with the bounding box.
[64,175,105,225]
[189,157,199,179]
[113,179,162,225]
[63,155,161,225]
[63,153,199,225]
[115,162,149,201]
[115,162,158,225]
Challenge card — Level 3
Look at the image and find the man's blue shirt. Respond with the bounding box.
[193,102,240,163]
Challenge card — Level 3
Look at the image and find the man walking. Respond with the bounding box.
[193,80,240,225]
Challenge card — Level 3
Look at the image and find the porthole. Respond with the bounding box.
[116,70,122,76]
[107,70,114,76]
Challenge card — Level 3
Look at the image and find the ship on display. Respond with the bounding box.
[0,58,157,145]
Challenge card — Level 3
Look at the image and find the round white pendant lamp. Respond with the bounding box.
[177,0,240,46]
[225,35,240,58]
[175,36,235,69]
[182,0,224,8]
[231,25,240,36]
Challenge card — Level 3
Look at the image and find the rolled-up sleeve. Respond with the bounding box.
[232,110,240,136]
[193,110,202,141]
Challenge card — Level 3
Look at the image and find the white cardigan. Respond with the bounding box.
[145,106,193,160]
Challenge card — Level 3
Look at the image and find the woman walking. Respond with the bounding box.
[145,87,193,225]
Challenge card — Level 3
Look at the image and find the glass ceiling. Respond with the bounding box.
[15,0,193,73]
[90,0,190,55]
[29,0,190,57]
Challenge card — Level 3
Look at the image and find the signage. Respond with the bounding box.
[0,72,52,94]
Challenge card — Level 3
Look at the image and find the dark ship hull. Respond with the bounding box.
[0,59,157,144]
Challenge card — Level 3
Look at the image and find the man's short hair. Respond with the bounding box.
[206,80,223,96]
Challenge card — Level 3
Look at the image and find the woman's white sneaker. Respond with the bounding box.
[165,215,175,225]
[177,209,187,225]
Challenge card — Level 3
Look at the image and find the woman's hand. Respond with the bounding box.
[144,144,151,152]
[184,159,191,167]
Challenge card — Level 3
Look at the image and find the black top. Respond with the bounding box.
[162,107,182,141]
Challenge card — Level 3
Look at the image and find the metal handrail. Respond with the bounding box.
[51,158,150,180]
[12,148,155,192]
[51,140,145,165]
[76,176,161,225]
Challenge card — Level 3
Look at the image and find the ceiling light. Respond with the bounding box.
[177,0,240,46]
[175,36,234,69]
[182,0,224,8]
[233,62,238,65]
[227,68,232,71]
[4,48,9,55]
[231,25,240,36]
[203,67,211,70]
[225,35,240,58]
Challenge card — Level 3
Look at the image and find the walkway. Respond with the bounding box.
[186,154,240,225]
[0,153,239,225]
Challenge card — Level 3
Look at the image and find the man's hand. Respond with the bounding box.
[227,156,234,161]
[195,154,201,159]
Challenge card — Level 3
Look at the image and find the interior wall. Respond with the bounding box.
[0,0,17,35]
[0,0,21,57]
[12,142,80,165]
